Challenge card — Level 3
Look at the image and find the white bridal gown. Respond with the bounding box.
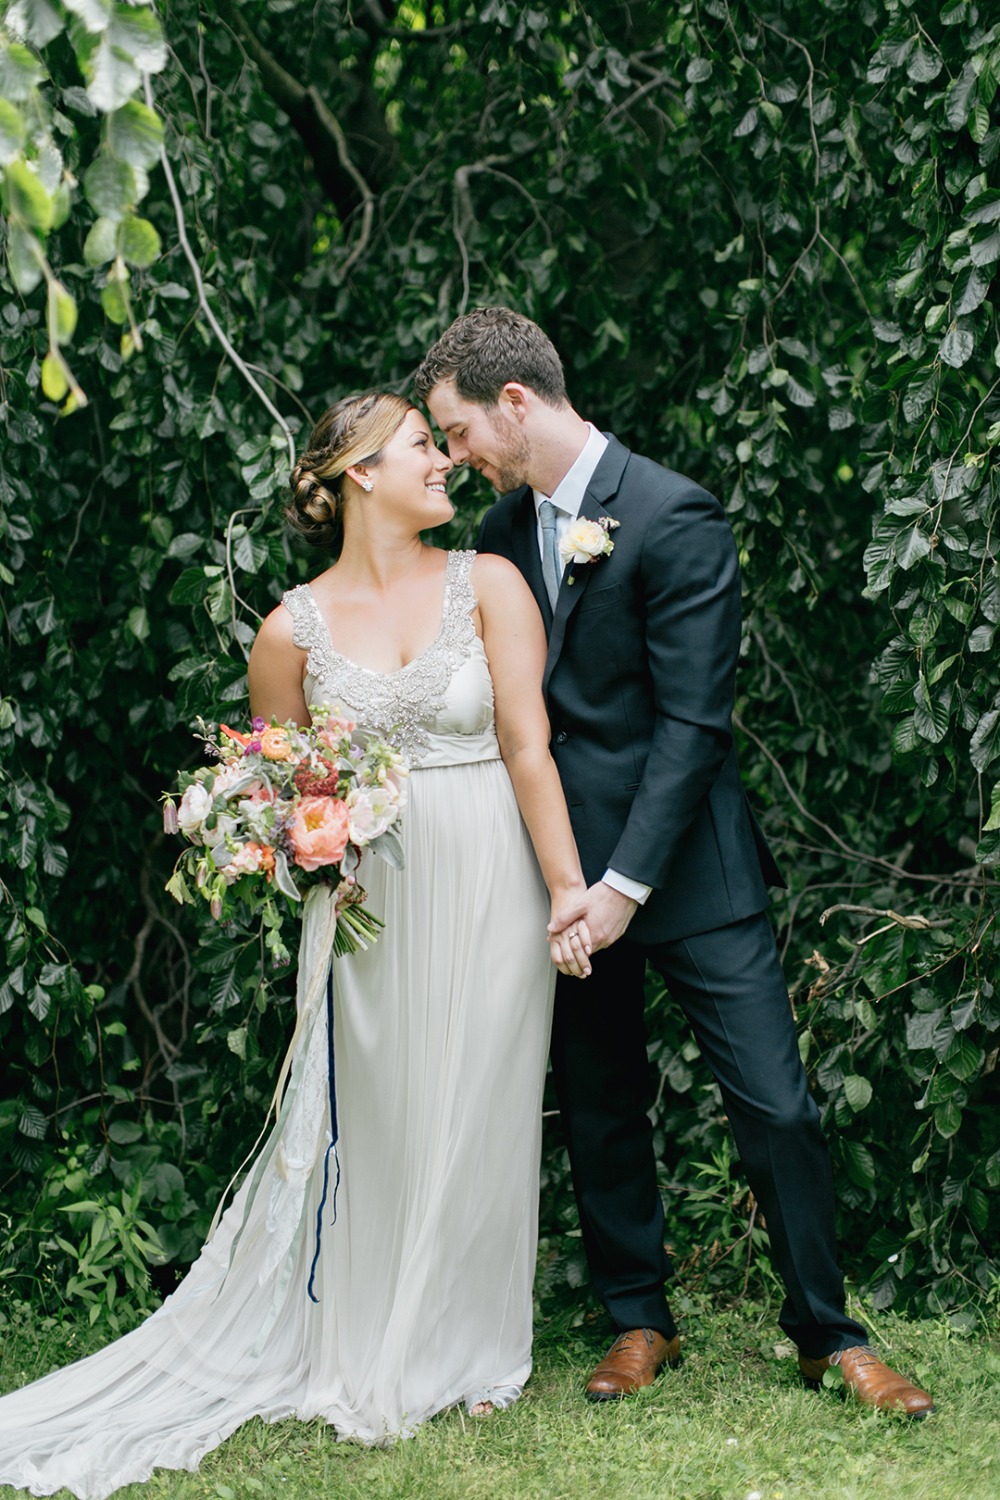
[0,551,555,1499]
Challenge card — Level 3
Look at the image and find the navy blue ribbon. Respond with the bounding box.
[306,964,340,1303]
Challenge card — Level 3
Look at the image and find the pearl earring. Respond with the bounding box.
[360,478,373,493]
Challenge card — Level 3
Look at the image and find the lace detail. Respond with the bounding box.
[282,551,479,766]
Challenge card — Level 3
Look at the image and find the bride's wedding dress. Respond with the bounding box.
[0,550,555,1499]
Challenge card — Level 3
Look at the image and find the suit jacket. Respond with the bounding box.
[477,434,783,944]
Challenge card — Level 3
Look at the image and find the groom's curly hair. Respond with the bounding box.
[413,306,567,409]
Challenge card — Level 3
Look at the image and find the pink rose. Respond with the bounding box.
[288,795,350,872]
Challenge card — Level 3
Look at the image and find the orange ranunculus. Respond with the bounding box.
[288,796,350,872]
[220,723,252,747]
[260,726,294,761]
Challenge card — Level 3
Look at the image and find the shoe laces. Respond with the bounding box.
[829,1345,879,1369]
[611,1328,655,1354]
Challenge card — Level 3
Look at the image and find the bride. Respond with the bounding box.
[0,391,591,1498]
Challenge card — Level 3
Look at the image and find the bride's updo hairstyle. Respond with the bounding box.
[285,391,413,553]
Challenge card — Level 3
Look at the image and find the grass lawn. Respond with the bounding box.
[2,1290,999,1500]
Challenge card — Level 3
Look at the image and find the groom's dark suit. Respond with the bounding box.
[479,434,866,1356]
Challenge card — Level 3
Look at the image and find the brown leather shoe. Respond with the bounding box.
[585,1328,682,1401]
[799,1344,935,1416]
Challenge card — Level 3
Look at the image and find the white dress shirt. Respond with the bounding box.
[533,425,651,908]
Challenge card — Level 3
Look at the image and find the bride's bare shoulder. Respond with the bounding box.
[254,598,300,649]
[471,551,530,598]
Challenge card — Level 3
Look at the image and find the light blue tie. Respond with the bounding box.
[539,500,561,608]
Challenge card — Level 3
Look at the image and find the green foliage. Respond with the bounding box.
[0,0,168,407]
[1,0,998,1336]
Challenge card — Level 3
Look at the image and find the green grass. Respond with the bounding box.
[2,1292,999,1500]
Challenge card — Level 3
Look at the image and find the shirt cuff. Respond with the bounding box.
[602,869,653,905]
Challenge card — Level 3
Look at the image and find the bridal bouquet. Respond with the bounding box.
[162,708,408,964]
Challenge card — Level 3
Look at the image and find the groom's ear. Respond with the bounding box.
[498,382,530,422]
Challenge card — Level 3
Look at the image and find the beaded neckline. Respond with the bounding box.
[282,550,480,765]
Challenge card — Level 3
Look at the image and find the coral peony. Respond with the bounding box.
[288,796,350,871]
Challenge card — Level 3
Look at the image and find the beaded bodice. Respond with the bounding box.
[282,550,499,768]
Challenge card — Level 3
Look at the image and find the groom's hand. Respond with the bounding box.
[582,881,638,951]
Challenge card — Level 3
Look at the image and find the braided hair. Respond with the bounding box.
[285,392,413,552]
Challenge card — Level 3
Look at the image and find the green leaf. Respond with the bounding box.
[42,842,69,877]
[945,60,978,130]
[896,525,932,569]
[5,158,54,233]
[126,605,149,641]
[970,102,991,145]
[969,225,1000,268]
[0,99,27,167]
[934,1099,962,1139]
[83,216,119,267]
[18,1103,47,1139]
[944,1033,984,1081]
[842,1140,876,1188]
[108,1119,143,1144]
[101,276,130,325]
[107,99,163,169]
[84,33,140,112]
[226,1026,248,1060]
[970,708,1000,772]
[48,280,78,344]
[913,678,951,744]
[983,782,1000,833]
[842,1074,873,1112]
[109,5,168,73]
[4,0,65,47]
[939,326,975,368]
[0,41,46,101]
[966,189,1000,225]
[907,605,942,646]
[28,983,51,1022]
[118,215,161,269]
[63,0,113,32]
[892,715,919,756]
[41,353,69,403]
[83,154,136,220]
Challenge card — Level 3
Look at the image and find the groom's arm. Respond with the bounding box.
[605,476,741,891]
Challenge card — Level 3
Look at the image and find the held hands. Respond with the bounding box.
[549,880,638,967]
[547,888,592,979]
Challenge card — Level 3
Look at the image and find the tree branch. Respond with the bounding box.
[217,0,397,212]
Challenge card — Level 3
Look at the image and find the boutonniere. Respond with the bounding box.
[560,516,621,584]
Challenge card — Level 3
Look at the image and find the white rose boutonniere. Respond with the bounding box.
[559,515,621,584]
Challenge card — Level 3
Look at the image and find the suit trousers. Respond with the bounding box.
[549,910,868,1358]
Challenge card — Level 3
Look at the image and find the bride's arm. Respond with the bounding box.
[248,604,311,725]
[473,553,591,977]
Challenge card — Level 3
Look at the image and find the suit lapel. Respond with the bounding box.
[542,436,629,694]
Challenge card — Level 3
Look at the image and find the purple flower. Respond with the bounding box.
[252,717,266,731]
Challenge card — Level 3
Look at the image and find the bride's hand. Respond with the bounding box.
[548,890,592,979]
[549,917,592,978]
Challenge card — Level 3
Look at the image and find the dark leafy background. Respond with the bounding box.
[1,0,998,1334]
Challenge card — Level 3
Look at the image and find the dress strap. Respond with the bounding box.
[441,550,477,644]
[281,582,321,652]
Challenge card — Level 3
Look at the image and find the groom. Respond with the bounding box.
[415,307,933,1417]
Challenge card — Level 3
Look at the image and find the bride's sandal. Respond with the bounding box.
[464,1382,522,1418]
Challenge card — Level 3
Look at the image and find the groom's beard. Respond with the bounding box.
[485,415,532,492]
